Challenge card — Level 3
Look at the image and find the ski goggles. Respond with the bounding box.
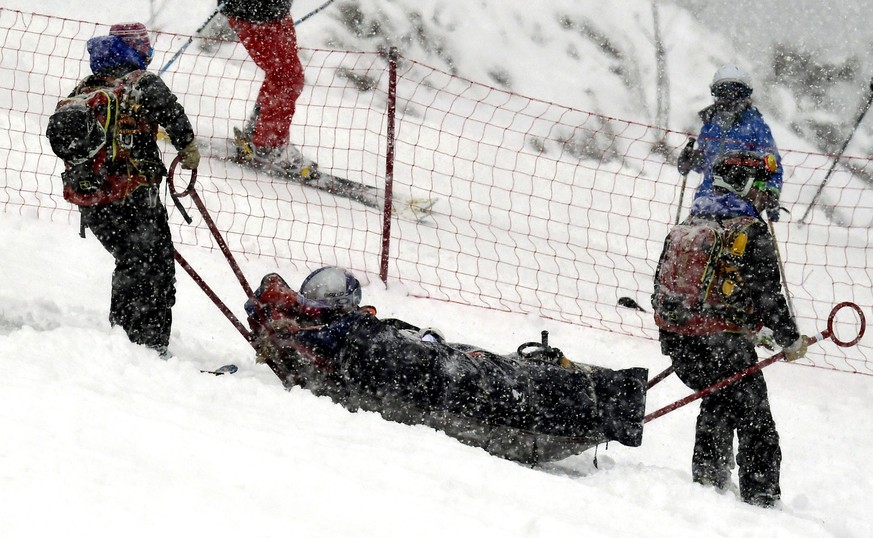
[711,81,753,101]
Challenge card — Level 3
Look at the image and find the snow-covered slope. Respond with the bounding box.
[2,1,873,537]
[9,0,779,132]
[3,198,873,538]
[299,0,737,132]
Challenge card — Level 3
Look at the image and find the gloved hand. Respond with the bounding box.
[783,336,808,362]
[178,140,201,170]
[753,328,777,351]
[749,184,781,221]
[677,145,702,175]
[767,207,781,222]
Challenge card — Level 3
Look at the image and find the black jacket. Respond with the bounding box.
[71,66,195,180]
[220,0,292,23]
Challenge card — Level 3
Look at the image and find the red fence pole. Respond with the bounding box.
[379,46,399,285]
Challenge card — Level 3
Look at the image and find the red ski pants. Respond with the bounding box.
[228,15,305,149]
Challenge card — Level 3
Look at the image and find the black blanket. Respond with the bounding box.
[265,311,648,464]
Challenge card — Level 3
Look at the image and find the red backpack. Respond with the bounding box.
[46,71,153,206]
[652,215,759,335]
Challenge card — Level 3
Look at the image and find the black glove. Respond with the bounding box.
[677,145,702,175]
[748,182,782,220]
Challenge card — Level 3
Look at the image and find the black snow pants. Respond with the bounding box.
[660,330,782,505]
[80,187,176,353]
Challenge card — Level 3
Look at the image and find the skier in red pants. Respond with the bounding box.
[219,0,310,173]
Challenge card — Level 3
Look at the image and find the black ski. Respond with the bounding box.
[231,153,437,222]
[225,129,438,223]
[617,297,646,312]
[200,364,239,375]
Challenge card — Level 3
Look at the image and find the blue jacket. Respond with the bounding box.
[689,105,783,218]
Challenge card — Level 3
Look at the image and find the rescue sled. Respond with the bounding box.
[167,158,648,464]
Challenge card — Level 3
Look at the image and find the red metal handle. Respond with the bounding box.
[167,155,197,197]
[644,302,866,424]
[646,365,674,391]
[167,156,296,380]
[818,301,865,347]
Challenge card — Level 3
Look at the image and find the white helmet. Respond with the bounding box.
[711,64,753,92]
[299,266,362,311]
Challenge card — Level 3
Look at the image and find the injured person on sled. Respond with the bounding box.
[244,266,648,464]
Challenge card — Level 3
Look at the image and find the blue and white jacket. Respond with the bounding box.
[689,104,783,218]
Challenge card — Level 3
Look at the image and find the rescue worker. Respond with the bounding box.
[653,150,807,507]
[678,64,784,221]
[53,22,199,355]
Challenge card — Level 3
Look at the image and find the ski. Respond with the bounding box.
[200,364,239,375]
[161,130,438,223]
[235,155,438,223]
[227,128,438,224]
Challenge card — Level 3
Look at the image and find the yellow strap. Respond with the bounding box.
[93,89,119,160]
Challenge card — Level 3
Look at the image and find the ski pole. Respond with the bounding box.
[644,301,865,424]
[159,3,225,76]
[769,219,796,318]
[159,0,336,76]
[674,137,696,225]
[295,0,337,25]
[798,76,873,225]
